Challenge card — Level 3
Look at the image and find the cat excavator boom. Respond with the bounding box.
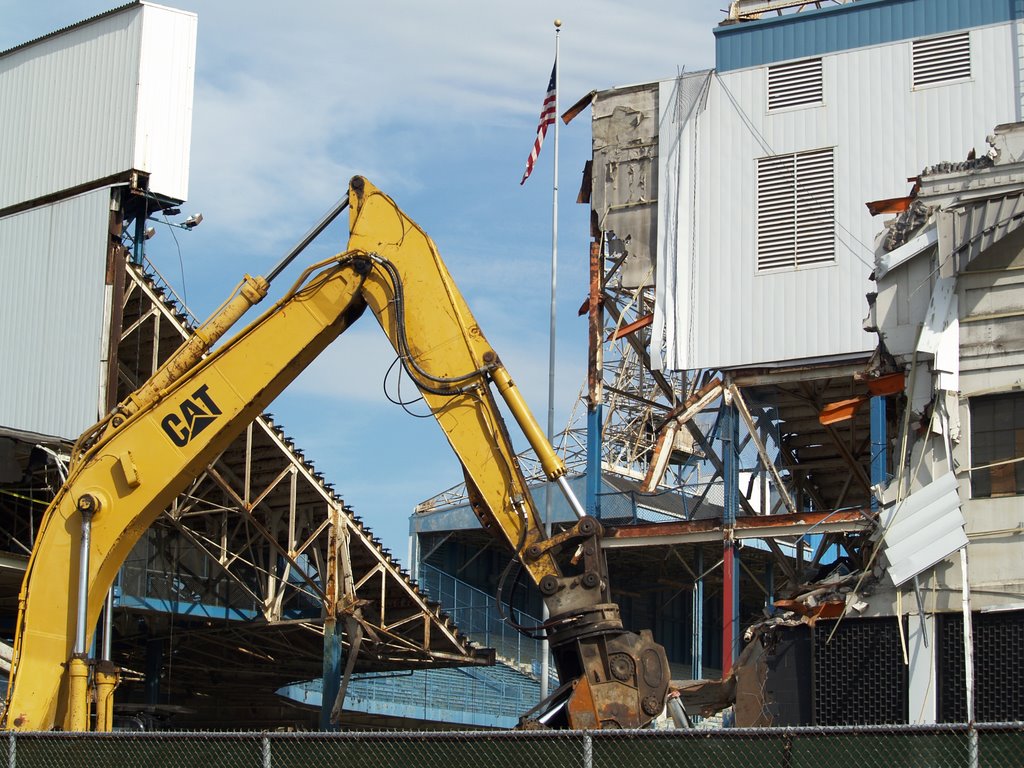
[4,177,669,731]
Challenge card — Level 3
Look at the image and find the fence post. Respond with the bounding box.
[8,731,14,768]
[968,725,978,768]
[262,733,271,768]
[583,731,593,768]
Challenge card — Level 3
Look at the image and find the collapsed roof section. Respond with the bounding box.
[684,123,1024,726]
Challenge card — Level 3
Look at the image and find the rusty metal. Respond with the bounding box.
[602,509,871,548]
[642,379,723,492]
[818,395,868,425]
[588,241,603,411]
[608,313,653,341]
[549,619,670,729]
[731,359,873,388]
[524,515,603,562]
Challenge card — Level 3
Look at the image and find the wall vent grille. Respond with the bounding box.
[938,610,1024,722]
[768,58,823,110]
[757,147,835,271]
[813,618,908,725]
[913,33,971,88]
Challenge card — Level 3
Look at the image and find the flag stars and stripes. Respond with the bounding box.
[520,61,557,185]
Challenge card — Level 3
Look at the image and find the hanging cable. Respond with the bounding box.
[357,253,493,395]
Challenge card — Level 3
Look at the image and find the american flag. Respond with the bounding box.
[520,61,557,185]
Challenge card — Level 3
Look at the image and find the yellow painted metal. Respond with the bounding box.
[347,178,559,579]
[93,662,119,732]
[4,176,561,730]
[121,274,269,420]
[66,657,89,732]
[6,256,365,730]
[490,367,566,481]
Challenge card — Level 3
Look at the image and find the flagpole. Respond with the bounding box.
[540,17,561,708]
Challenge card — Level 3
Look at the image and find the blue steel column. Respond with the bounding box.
[586,241,604,517]
[586,404,603,516]
[870,395,887,510]
[721,398,740,676]
[144,637,162,706]
[321,508,342,730]
[692,548,704,680]
[132,214,145,266]
[320,618,341,731]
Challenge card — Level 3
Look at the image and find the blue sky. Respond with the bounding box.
[2,1,721,559]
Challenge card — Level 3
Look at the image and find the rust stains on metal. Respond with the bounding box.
[641,378,723,492]
[866,371,905,396]
[818,395,867,425]
[588,241,604,410]
[604,509,871,548]
[566,676,599,729]
[608,312,653,341]
[865,195,913,215]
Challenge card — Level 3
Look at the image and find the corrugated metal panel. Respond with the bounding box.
[654,74,714,371]
[0,2,138,58]
[950,192,1024,270]
[0,2,195,210]
[657,23,1018,370]
[880,471,967,586]
[714,0,1018,72]
[0,189,112,439]
[135,3,196,202]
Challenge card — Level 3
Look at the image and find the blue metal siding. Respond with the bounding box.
[715,0,1018,71]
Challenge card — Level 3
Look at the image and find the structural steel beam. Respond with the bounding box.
[602,509,870,549]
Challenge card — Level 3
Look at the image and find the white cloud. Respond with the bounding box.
[146,1,719,250]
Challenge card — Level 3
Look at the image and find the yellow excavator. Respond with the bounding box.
[2,177,669,731]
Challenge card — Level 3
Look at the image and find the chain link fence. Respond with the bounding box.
[3,724,1021,768]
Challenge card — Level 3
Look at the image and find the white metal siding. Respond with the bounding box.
[658,23,1019,370]
[0,3,196,210]
[0,189,111,439]
[135,3,196,201]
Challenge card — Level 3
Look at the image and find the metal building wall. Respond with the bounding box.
[134,3,196,202]
[714,0,1018,72]
[0,2,196,211]
[0,1,197,439]
[657,22,1019,371]
[0,189,112,439]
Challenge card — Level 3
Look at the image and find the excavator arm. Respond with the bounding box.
[4,177,669,731]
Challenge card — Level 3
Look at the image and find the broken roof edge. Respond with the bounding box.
[593,68,715,101]
[874,122,1024,264]
[726,353,875,387]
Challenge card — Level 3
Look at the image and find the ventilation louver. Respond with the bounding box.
[757,147,835,271]
[768,58,823,110]
[913,33,970,88]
